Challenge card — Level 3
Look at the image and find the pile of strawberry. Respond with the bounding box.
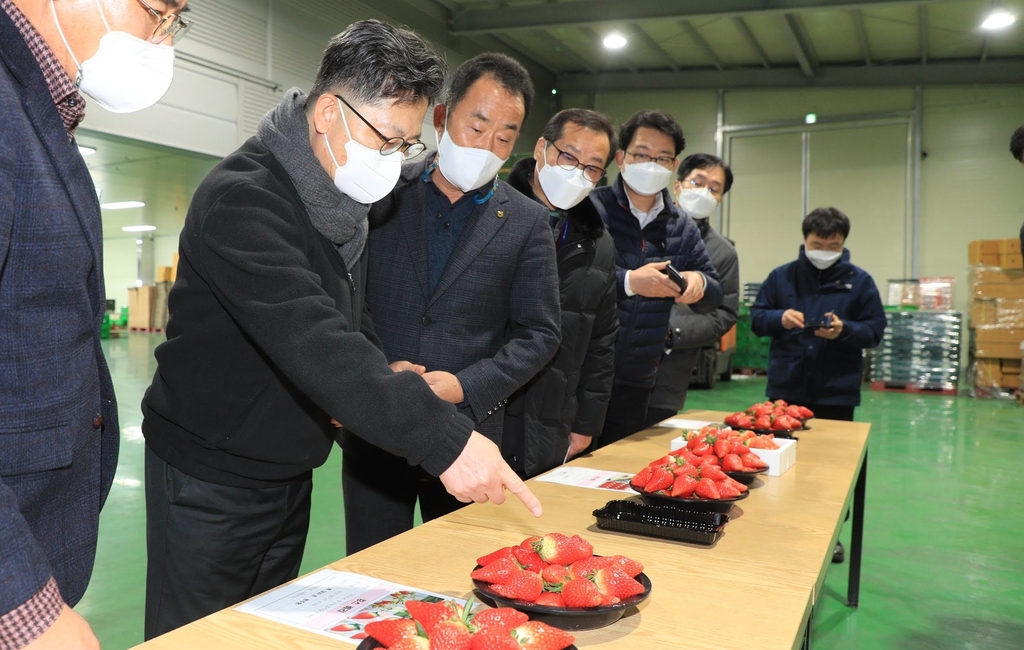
[631,427,769,500]
[363,598,575,650]
[470,533,645,609]
[724,400,814,431]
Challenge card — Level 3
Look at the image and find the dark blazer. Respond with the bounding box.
[503,158,618,477]
[141,138,475,487]
[751,247,886,406]
[0,11,119,613]
[364,157,562,445]
[590,176,723,389]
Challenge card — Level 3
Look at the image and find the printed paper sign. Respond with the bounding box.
[535,466,638,493]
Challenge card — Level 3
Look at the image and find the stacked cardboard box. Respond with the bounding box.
[968,239,1023,269]
[127,285,155,330]
[968,265,1024,396]
[871,311,962,389]
[152,281,171,330]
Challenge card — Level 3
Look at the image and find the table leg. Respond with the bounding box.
[846,453,867,607]
[801,604,814,649]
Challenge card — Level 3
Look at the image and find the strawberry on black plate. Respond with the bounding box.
[356,636,580,650]
[630,482,749,513]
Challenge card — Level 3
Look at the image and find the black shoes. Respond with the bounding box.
[832,541,845,564]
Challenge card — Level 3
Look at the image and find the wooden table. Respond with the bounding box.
[133,410,869,650]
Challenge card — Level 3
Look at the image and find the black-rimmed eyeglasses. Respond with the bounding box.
[136,0,192,44]
[548,142,606,183]
[334,95,426,159]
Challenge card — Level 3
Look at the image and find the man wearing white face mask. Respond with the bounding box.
[751,207,886,421]
[140,25,542,638]
[501,108,619,477]
[0,0,185,647]
[647,154,740,427]
[345,53,560,553]
[589,111,723,449]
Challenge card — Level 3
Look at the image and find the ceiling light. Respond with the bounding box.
[122,225,157,232]
[602,32,627,50]
[551,88,558,95]
[78,146,96,156]
[981,9,1015,29]
[102,201,146,210]
[805,113,818,124]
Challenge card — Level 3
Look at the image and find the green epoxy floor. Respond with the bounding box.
[78,334,1024,649]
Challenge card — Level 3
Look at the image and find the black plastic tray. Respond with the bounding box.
[593,500,729,545]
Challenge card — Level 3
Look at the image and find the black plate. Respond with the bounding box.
[734,425,801,438]
[593,500,728,545]
[357,638,578,649]
[723,468,765,485]
[472,571,652,631]
[629,482,749,513]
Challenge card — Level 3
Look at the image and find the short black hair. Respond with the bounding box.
[541,108,618,166]
[306,20,446,110]
[1011,125,1024,163]
[618,110,686,157]
[677,153,734,194]
[802,207,851,239]
[446,52,535,120]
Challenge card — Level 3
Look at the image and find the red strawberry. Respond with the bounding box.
[753,416,772,430]
[631,465,654,488]
[560,578,602,608]
[477,547,515,568]
[492,569,544,602]
[644,468,673,493]
[533,592,566,608]
[700,464,728,482]
[365,619,419,647]
[469,631,520,650]
[512,621,575,650]
[694,477,721,499]
[540,564,571,585]
[701,454,719,466]
[785,406,802,419]
[686,435,704,450]
[471,557,522,585]
[532,533,593,566]
[739,416,755,429]
[430,619,472,650]
[592,565,645,600]
[670,474,697,498]
[519,536,541,550]
[606,555,644,578]
[647,454,674,468]
[798,406,814,419]
[331,623,358,632]
[721,453,744,472]
[741,453,767,469]
[568,555,614,579]
[716,480,741,498]
[392,637,431,650]
[691,441,712,456]
[724,476,749,493]
[511,546,547,573]
[772,416,793,430]
[471,608,528,635]
[406,600,457,635]
[713,437,732,458]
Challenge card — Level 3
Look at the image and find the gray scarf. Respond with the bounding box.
[256,88,368,268]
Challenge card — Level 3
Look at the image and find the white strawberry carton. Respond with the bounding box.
[669,435,797,477]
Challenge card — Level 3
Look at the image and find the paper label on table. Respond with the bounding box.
[235,569,465,644]
[654,417,718,429]
[535,466,638,493]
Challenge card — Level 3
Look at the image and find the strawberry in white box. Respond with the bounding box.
[748,437,797,476]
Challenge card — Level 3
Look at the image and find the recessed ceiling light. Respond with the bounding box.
[102,201,146,210]
[603,32,627,50]
[78,146,96,156]
[122,225,157,232]
[981,9,1015,29]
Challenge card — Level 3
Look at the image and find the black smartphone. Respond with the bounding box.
[663,264,688,292]
[804,313,833,330]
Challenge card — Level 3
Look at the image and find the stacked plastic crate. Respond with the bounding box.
[871,311,962,393]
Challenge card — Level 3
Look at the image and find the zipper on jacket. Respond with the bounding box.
[347,271,356,296]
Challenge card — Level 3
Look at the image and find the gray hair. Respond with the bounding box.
[306,20,446,109]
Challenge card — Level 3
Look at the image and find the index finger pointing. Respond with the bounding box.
[502,467,543,517]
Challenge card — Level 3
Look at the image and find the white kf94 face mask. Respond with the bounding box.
[323,99,404,204]
[676,188,718,220]
[537,159,594,210]
[620,161,673,196]
[806,249,843,270]
[436,120,508,193]
[51,0,175,114]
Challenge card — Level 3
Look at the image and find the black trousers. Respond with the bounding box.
[342,437,465,556]
[644,407,679,430]
[144,446,312,640]
[806,404,855,422]
[595,384,652,449]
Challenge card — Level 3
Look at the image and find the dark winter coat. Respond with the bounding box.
[649,220,740,411]
[502,158,618,477]
[750,247,886,406]
[590,175,723,389]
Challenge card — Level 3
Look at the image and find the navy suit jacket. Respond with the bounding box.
[0,11,119,613]
[364,158,561,444]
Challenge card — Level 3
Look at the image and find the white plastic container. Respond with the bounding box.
[669,435,797,477]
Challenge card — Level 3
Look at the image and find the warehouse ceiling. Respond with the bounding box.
[423,0,1024,91]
